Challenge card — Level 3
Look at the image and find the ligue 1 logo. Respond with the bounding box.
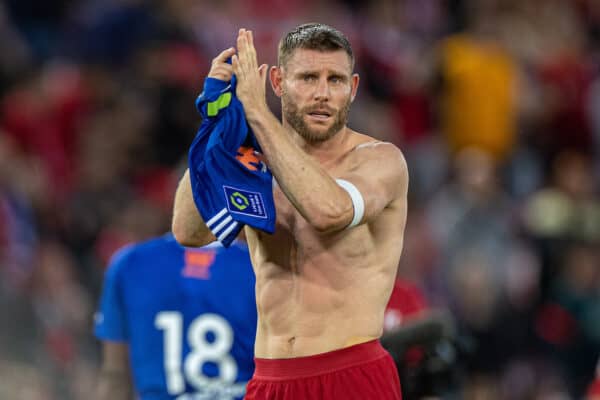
[223,186,267,219]
[230,192,249,211]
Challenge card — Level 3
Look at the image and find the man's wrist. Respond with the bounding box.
[244,101,270,124]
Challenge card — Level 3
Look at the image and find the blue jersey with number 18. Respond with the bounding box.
[94,233,257,400]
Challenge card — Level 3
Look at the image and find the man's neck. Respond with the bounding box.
[286,125,351,162]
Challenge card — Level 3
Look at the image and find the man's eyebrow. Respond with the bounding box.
[294,69,350,77]
[328,72,348,80]
[294,69,319,76]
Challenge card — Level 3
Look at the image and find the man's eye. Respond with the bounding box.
[303,75,316,82]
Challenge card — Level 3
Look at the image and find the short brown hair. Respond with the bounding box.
[278,23,354,69]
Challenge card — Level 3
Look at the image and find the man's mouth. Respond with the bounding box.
[307,110,332,121]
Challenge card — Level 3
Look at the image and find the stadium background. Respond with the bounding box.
[0,0,599,398]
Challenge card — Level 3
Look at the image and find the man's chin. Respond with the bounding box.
[304,119,334,135]
[298,127,338,142]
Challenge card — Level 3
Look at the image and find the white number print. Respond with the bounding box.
[155,312,238,395]
[155,312,185,394]
[184,313,237,388]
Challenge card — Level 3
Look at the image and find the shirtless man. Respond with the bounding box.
[173,23,408,399]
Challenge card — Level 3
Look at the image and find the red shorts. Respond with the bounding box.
[245,340,402,400]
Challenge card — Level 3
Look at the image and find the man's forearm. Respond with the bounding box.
[172,169,215,246]
[246,108,353,231]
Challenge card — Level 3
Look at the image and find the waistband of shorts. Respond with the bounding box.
[253,339,389,380]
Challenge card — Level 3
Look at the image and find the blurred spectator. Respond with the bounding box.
[587,358,600,400]
[523,151,600,241]
[383,280,461,399]
[1,62,90,200]
[426,148,547,394]
[66,0,157,65]
[0,3,31,92]
[29,241,94,367]
[0,133,40,291]
[25,240,96,399]
[522,150,600,299]
[4,0,71,60]
[427,148,514,275]
[437,1,520,163]
[530,0,595,164]
[128,41,208,166]
[535,242,600,397]
[0,361,56,400]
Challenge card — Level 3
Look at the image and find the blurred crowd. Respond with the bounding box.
[0,0,599,398]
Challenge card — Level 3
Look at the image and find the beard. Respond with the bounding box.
[281,90,351,143]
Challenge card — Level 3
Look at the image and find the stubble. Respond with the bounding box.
[281,90,351,143]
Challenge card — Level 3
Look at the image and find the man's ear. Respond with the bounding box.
[350,73,360,103]
[270,66,283,98]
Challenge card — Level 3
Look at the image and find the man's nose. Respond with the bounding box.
[313,78,330,101]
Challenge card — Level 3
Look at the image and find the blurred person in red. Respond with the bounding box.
[383,277,460,400]
[587,359,600,400]
[530,0,595,163]
[380,208,463,399]
[0,63,91,200]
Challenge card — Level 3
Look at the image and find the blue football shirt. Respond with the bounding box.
[94,233,257,400]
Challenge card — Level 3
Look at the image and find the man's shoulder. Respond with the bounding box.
[347,129,400,150]
[343,132,408,200]
[347,132,406,169]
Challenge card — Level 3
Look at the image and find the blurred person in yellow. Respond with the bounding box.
[438,2,519,162]
[173,23,408,400]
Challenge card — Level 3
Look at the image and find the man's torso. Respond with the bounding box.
[246,133,406,358]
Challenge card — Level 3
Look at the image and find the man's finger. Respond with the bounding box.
[211,64,233,77]
[212,47,236,64]
[248,30,254,48]
[246,30,257,60]
[237,29,247,55]
[231,54,239,74]
[214,64,233,73]
[259,64,268,86]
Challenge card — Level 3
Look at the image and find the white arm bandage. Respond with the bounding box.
[336,179,365,229]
